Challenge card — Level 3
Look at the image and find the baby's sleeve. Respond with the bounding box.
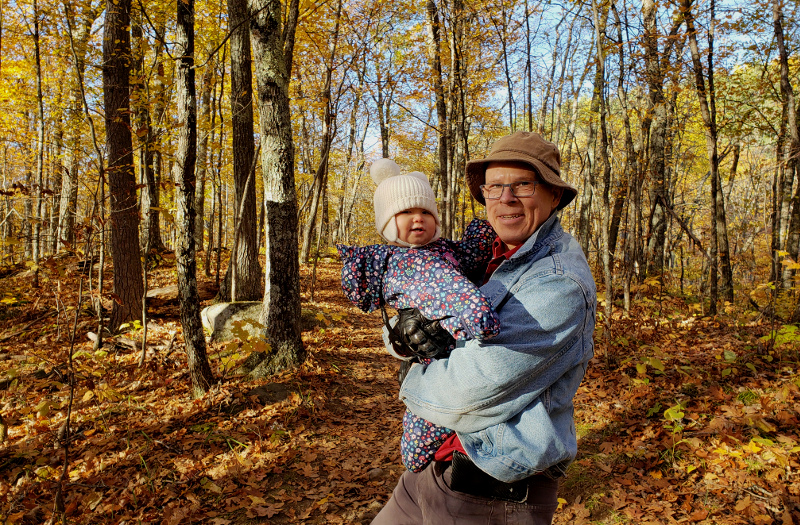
[383,249,499,341]
[448,219,496,280]
[336,244,394,313]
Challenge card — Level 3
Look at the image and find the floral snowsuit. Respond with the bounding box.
[336,219,498,472]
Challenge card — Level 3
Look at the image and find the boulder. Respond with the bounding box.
[201,301,325,343]
[201,302,264,342]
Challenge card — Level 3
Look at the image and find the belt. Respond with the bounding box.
[442,451,554,504]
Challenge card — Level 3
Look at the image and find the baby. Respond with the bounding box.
[337,158,498,472]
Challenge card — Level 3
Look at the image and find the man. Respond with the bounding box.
[373,132,597,524]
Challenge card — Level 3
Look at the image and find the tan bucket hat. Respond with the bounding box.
[465,131,578,209]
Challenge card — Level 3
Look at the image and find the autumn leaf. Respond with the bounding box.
[734,495,752,512]
[247,503,283,518]
[688,509,709,521]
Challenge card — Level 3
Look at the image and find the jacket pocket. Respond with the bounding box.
[476,423,506,457]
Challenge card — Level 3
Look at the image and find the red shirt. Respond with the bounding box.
[434,236,522,462]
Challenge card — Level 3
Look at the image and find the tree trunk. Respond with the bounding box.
[218,0,262,301]
[144,13,168,252]
[591,0,612,347]
[103,0,145,331]
[58,76,81,250]
[300,0,342,262]
[560,48,592,180]
[611,2,638,314]
[62,0,103,261]
[194,63,214,253]
[301,161,328,262]
[774,0,800,293]
[333,65,364,245]
[426,0,449,210]
[772,113,787,283]
[175,0,214,397]
[131,11,163,257]
[577,44,604,252]
[32,0,45,273]
[338,113,367,244]
[50,120,63,255]
[489,1,514,132]
[685,0,732,309]
[643,0,668,278]
[444,0,468,239]
[205,57,221,278]
[248,0,305,376]
[375,67,391,159]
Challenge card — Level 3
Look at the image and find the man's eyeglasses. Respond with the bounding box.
[479,181,538,200]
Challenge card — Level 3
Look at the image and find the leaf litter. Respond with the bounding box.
[0,255,797,524]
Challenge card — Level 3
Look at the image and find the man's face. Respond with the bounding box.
[393,207,437,246]
[484,161,562,250]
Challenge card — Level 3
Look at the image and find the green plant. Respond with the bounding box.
[662,401,688,470]
[737,389,759,405]
[716,348,738,377]
[631,352,666,386]
[663,402,686,434]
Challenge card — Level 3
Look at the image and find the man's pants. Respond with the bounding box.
[371,461,559,525]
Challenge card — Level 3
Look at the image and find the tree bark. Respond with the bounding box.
[194,63,214,253]
[577,41,604,252]
[611,2,637,314]
[772,111,787,283]
[218,0,262,301]
[444,0,468,239]
[32,0,45,272]
[131,11,163,257]
[773,0,800,291]
[333,64,365,245]
[426,0,449,209]
[175,0,214,397]
[591,0,612,346]
[488,1,515,132]
[300,0,342,262]
[685,0,732,309]
[103,0,145,331]
[642,0,668,277]
[375,66,392,159]
[248,0,305,376]
[143,12,167,253]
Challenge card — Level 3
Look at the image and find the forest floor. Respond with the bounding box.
[0,252,798,524]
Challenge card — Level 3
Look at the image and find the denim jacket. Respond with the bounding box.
[398,213,596,483]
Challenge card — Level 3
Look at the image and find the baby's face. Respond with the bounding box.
[395,207,437,245]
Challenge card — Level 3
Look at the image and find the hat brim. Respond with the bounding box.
[466,155,578,210]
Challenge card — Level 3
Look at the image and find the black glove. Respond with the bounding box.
[382,307,455,360]
[398,358,416,386]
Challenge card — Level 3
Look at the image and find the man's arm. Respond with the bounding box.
[398,272,593,434]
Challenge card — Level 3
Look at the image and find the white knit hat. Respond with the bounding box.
[371,158,441,247]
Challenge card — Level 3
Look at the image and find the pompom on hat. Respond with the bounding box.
[371,158,441,247]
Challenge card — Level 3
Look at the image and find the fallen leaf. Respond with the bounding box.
[735,495,752,512]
